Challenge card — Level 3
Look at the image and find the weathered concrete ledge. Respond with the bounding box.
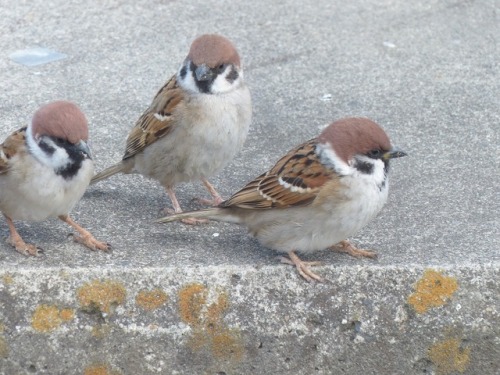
[1,264,498,374]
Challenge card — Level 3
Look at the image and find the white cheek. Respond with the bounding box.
[316,143,354,176]
[210,66,242,94]
[352,155,386,185]
[177,64,199,93]
[51,146,70,168]
[211,75,237,94]
[26,126,69,170]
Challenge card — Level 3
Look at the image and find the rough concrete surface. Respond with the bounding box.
[0,0,498,374]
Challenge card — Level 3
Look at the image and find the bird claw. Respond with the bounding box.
[69,233,111,252]
[331,240,377,259]
[7,237,43,257]
[279,253,324,282]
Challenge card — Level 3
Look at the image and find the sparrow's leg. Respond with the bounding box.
[165,187,207,225]
[330,240,377,259]
[195,178,224,206]
[279,251,323,282]
[59,215,110,252]
[4,215,41,256]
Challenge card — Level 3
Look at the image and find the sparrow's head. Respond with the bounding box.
[318,118,406,184]
[32,101,89,144]
[28,101,93,178]
[178,34,243,95]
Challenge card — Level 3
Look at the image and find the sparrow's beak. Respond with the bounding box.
[383,147,407,161]
[76,140,92,159]
[195,64,215,81]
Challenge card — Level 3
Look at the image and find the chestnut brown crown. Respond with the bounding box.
[318,118,392,163]
[187,34,241,69]
[31,101,89,144]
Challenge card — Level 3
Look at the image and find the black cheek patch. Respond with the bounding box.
[179,65,187,79]
[354,160,374,174]
[38,140,55,156]
[226,67,239,83]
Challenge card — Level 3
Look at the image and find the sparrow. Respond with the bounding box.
[91,34,252,224]
[157,118,407,282]
[0,101,110,256]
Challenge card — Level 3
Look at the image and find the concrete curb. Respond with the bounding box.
[1,265,498,374]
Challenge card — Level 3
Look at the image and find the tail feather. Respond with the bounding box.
[91,163,125,184]
[156,209,221,223]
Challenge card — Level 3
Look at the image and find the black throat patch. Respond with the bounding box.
[50,138,89,179]
[190,63,212,94]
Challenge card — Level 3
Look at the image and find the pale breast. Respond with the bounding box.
[133,85,252,186]
[241,175,389,254]
[0,153,94,221]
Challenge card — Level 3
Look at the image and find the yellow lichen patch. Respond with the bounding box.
[428,338,470,375]
[31,304,75,333]
[2,274,13,285]
[206,291,229,325]
[84,363,122,375]
[408,269,458,314]
[136,289,168,311]
[179,283,207,325]
[77,280,126,315]
[211,328,244,360]
[60,308,75,321]
[0,336,8,358]
[179,284,244,362]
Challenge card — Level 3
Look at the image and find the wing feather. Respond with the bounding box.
[221,139,338,209]
[123,76,185,160]
[0,127,27,175]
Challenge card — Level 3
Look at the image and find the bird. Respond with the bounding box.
[157,118,407,282]
[91,34,252,224]
[0,101,110,256]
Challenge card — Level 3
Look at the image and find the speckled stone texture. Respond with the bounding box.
[0,0,498,373]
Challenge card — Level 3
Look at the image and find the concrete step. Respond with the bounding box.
[1,265,498,374]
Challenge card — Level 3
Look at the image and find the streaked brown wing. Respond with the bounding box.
[123,76,185,160]
[221,139,336,209]
[0,127,27,175]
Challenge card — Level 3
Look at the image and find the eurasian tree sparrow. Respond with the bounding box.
[91,34,252,224]
[0,101,110,256]
[157,118,407,281]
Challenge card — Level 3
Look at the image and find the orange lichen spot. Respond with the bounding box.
[206,291,229,325]
[2,274,13,285]
[408,269,458,314]
[428,338,470,375]
[136,289,168,311]
[178,283,207,325]
[179,284,244,362]
[77,280,126,314]
[211,328,244,360]
[0,336,8,358]
[31,304,75,333]
[60,308,75,321]
[84,363,122,375]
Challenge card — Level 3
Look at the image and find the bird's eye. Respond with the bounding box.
[368,149,382,158]
[217,64,226,73]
